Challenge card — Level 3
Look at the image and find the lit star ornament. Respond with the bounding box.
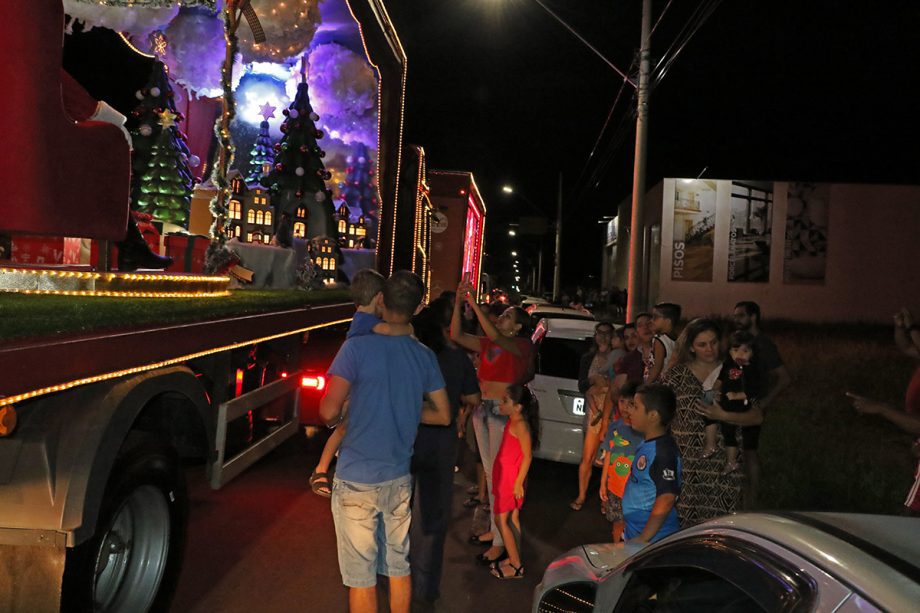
[157,109,178,129]
[259,102,277,121]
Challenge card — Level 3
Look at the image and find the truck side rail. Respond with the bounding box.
[0,302,353,406]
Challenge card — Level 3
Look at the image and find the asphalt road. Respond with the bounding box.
[169,429,611,612]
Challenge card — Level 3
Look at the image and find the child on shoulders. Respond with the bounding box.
[309,269,412,497]
[600,382,644,542]
[621,384,682,544]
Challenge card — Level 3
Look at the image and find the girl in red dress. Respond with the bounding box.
[490,384,540,579]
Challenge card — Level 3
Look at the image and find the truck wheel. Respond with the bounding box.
[62,436,188,613]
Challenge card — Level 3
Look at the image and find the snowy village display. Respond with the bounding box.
[0,0,385,288]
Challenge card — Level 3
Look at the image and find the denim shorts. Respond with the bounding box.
[331,474,412,588]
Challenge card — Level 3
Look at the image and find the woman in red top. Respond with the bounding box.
[451,281,534,565]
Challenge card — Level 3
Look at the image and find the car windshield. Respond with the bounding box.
[537,337,593,379]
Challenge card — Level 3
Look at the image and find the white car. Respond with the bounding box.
[529,304,596,321]
[533,512,920,612]
[528,317,600,464]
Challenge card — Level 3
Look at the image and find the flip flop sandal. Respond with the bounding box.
[309,471,332,498]
[569,500,584,511]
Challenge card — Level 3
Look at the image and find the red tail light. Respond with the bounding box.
[302,375,326,391]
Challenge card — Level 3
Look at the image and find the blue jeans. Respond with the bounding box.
[472,400,508,546]
[331,474,412,588]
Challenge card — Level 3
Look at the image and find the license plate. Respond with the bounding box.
[572,397,585,416]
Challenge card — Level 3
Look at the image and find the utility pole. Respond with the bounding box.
[626,0,652,322]
[552,172,563,302]
[537,244,543,295]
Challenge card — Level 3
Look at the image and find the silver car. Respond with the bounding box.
[533,512,920,612]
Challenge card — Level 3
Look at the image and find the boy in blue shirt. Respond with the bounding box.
[310,269,411,497]
[621,383,682,544]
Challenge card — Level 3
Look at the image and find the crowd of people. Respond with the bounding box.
[574,300,792,538]
[310,270,918,612]
[314,271,543,612]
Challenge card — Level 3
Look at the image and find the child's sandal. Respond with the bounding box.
[700,447,719,460]
[490,561,524,580]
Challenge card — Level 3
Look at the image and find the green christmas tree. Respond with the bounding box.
[135,110,192,223]
[340,143,378,246]
[264,66,335,247]
[127,60,196,224]
[246,103,277,183]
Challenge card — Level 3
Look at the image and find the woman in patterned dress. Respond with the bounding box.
[662,318,762,526]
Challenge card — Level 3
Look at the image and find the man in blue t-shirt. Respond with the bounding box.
[622,384,682,544]
[320,271,450,613]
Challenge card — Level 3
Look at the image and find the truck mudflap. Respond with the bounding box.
[0,529,67,612]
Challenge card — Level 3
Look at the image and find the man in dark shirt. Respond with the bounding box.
[733,301,792,509]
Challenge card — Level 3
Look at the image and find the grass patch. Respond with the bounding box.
[755,321,915,513]
[0,288,351,343]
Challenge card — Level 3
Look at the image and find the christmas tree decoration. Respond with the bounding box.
[136,122,193,224]
[339,143,378,245]
[245,103,276,183]
[236,0,322,63]
[264,62,335,247]
[127,60,196,224]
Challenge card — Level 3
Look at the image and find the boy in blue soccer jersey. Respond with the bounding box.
[621,383,682,544]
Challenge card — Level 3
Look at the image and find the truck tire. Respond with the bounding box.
[62,436,188,613]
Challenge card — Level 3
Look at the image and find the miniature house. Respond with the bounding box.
[226,170,308,245]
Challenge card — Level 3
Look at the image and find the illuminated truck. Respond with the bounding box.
[426,170,487,300]
[0,1,412,610]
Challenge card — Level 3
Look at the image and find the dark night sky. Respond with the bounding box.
[385,0,920,291]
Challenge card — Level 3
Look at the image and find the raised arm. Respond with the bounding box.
[450,284,483,353]
[466,294,522,356]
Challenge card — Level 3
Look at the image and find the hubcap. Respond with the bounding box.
[93,485,171,612]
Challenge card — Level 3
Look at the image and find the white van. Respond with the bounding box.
[528,317,601,464]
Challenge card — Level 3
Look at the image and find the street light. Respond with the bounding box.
[511,251,517,257]
[501,184,557,299]
[508,229,516,236]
